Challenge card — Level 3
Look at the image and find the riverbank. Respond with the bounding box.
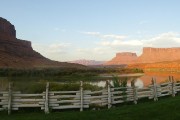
[99,73,144,78]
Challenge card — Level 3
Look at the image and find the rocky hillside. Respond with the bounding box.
[104,52,138,65]
[0,17,85,69]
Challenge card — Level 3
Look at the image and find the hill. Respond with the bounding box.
[0,17,85,69]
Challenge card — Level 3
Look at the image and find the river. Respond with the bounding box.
[0,72,180,90]
[90,72,180,88]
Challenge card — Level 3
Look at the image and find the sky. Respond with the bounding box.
[1,0,180,61]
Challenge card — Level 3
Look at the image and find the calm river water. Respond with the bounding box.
[90,72,180,88]
[0,72,180,90]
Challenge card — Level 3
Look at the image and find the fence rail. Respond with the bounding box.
[0,76,180,114]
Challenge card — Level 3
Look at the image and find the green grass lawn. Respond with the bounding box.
[1,95,180,120]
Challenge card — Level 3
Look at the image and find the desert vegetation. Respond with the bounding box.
[0,67,143,82]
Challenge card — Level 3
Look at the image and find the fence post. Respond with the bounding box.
[170,76,175,97]
[45,82,49,114]
[107,80,112,109]
[8,82,12,115]
[152,77,158,101]
[131,80,137,104]
[80,81,83,111]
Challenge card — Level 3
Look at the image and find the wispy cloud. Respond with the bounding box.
[94,32,180,48]
[32,42,71,60]
[99,39,143,46]
[82,32,100,36]
[143,32,180,47]
[82,31,180,56]
[48,43,71,53]
[53,28,66,32]
[77,47,107,55]
[32,32,180,61]
[82,31,127,40]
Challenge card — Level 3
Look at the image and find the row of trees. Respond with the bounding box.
[0,67,143,77]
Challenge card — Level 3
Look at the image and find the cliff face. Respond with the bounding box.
[0,38,41,58]
[105,52,138,65]
[128,60,180,72]
[128,47,180,71]
[136,47,180,63]
[0,17,38,57]
[0,17,16,40]
[0,17,84,68]
[106,47,180,67]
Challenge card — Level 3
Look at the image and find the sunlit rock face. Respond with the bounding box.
[128,47,180,70]
[105,52,138,65]
[106,47,180,66]
[136,47,180,63]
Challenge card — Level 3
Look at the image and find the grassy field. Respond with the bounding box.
[1,95,180,120]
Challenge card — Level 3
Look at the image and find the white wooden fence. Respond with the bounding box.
[0,76,180,114]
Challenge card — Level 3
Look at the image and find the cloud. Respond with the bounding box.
[75,47,115,60]
[143,32,180,47]
[84,31,180,57]
[97,32,180,48]
[77,47,106,54]
[102,34,127,40]
[100,39,143,46]
[48,43,71,53]
[82,31,127,40]
[54,28,66,32]
[49,43,70,49]
[82,32,100,36]
[32,32,180,61]
[32,42,71,60]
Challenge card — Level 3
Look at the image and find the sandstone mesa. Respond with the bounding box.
[105,47,180,64]
[105,52,138,65]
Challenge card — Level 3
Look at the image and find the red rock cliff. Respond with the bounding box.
[0,17,45,59]
[105,52,138,65]
[0,17,16,40]
[0,17,84,68]
[136,47,180,63]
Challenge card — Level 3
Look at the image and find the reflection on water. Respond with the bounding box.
[90,72,180,88]
[89,78,144,88]
[0,72,180,89]
[135,79,144,88]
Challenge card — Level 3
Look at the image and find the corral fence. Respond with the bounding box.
[0,76,180,114]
